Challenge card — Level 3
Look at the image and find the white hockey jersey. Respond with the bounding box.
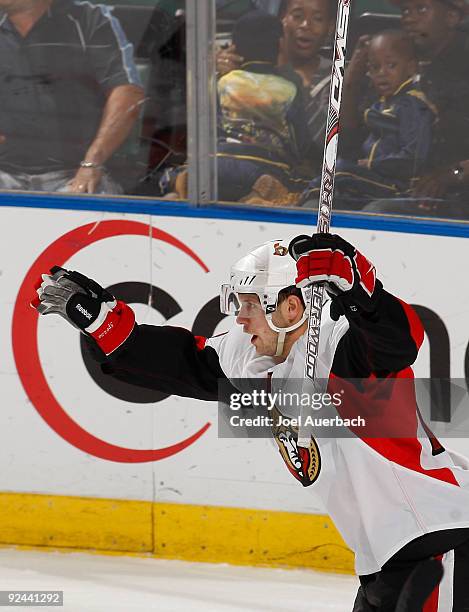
[105,288,469,576]
[206,301,469,576]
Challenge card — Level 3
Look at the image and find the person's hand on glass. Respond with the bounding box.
[413,162,468,200]
[413,172,448,200]
[67,166,104,194]
[216,44,243,77]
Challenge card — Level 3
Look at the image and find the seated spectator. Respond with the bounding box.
[341,0,469,216]
[399,0,469,218]
[303,30,436,206]
[216,10,312,203]
[392,0,469,170]
[0,0,145,194]
[217,0,335,151]
[277,0,335,147]
[162,0,334,205]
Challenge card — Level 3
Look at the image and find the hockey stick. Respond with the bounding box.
[298,0,352,447]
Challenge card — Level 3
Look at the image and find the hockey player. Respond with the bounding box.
[32,233,469,611]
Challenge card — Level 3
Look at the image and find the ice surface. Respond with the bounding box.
[0,548,358,611]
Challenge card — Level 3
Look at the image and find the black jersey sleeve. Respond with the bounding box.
[331,289,423,379]
[85,324,226,401]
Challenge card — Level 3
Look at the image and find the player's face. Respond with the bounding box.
[367,37,416,98]
[399,0,460,55]
[282,0,333,62]
[236,294,291,357]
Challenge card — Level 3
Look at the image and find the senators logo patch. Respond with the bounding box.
[273,242,288,257]
[271,406,321,487]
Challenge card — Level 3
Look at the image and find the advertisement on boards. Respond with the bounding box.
[2,206,469,515]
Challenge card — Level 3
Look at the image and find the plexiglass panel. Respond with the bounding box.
[213,0,469,220]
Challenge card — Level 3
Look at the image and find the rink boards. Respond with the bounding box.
[2,203,469,572]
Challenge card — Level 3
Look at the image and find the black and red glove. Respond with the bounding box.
[289,233,382,320]
[31,266,135,355]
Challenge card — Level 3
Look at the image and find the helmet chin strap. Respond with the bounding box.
[266,313,309,357]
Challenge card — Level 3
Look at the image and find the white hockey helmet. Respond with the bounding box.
[220,239,309,356]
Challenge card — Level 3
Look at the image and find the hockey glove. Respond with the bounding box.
[31,266,135,355]
[289,233,382,321]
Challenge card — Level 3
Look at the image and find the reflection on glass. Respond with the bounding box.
[0,0,187,197]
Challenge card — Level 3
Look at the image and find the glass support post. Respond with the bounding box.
[186,0,218,205]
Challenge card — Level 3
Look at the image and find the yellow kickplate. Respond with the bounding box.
[0,492,152,552]
[154,503,354,573]
[0,493,354,573]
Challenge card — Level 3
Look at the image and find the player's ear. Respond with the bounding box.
[285,294,304,323]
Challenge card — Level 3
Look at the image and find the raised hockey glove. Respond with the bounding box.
[289,233,382,321]
[31,266,135,355]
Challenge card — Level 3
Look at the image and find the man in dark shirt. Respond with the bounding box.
[393,0,469,170]
[0,0,144,194]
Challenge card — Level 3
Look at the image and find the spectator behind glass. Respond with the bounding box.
[216,10,311,204]
[216,0,335,150]
[0,0,144,194]
[304,30,436,207]
[395,0,469,212]
[342,0,469,217]
[277,0,335,146]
